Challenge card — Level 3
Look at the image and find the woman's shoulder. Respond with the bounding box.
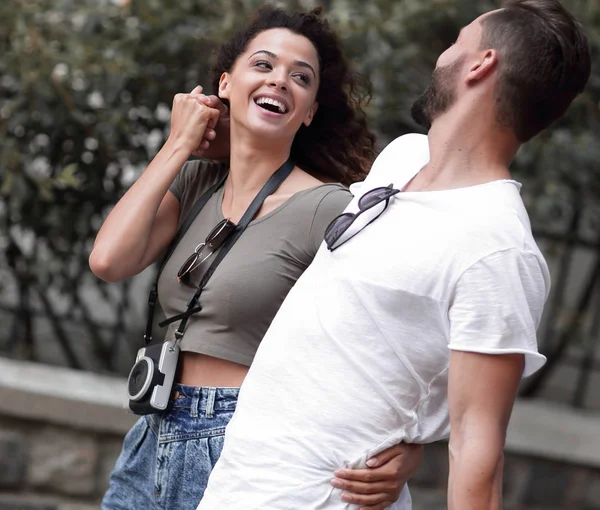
[286,184,352,255]
[178,159,229,192]
[171,159,229,222]
[291,182,352,213]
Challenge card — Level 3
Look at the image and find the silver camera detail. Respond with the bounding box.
[127,339,179,415]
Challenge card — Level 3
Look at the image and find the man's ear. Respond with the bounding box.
[303,102,319,127]
[465,49,498,85]
[219,73,231,100]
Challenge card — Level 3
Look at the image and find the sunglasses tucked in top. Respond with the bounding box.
[324,184,400,251]
[177,218,236,284]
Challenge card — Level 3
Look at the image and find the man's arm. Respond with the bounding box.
[447,350,524,510]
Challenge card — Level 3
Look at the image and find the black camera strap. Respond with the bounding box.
[144,159,294,346]
[143,172,228,345]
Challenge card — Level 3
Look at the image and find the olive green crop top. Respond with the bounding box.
[157,159,352,366]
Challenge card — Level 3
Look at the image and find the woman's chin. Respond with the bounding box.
[245,120,297,143]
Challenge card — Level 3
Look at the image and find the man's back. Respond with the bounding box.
[198,134,548,510]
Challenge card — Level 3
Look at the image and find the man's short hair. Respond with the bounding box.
[480,0,591,142]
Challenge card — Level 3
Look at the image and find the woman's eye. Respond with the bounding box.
[254,60,272,70]
[294,73,310,84]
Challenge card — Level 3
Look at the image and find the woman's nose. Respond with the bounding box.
[267,72,288,91]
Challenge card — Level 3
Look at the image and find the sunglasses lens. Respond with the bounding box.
[207,219,228,240]
[177,252,199,281]
[359,187,399,209]
[206,219,235,249]
[324,214,355,248]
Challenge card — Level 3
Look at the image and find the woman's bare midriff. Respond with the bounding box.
[177,351,249,387]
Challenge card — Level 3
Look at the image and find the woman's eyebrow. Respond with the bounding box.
[249,49,277,60]
[249,50,316,78]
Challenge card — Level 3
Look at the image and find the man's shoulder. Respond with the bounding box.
[380,133,429,155]
[351,134,430,195]
[372,133,429,175]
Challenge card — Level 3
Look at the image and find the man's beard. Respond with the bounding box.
[411,56,465,130]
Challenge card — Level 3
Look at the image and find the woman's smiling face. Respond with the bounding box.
[219,28,320,142]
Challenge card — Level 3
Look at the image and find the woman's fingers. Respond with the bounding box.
[334,467,386,483]
[333,457,404,507]
[170,92,221,152]
[366,444,405,468]
[331,477,395,495]
[339,489,394,508]
[360,503,394,510]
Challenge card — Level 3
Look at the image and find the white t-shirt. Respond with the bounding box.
[197,133,549,510]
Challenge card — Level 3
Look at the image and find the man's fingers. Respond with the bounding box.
[191,140,210,155]
[208,95,229,114]
[207,108,221,130]
[203,129,216,141]
[366,444,405,468]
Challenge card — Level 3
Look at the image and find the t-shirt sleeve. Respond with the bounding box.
[309,186,353,254]
[169,159,228,222]
[169,159,228,200]
[349,133,430,197]
[448,248,548,378]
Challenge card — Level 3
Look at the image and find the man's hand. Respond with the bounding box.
[331,443,424,510]
[190,86,230,161]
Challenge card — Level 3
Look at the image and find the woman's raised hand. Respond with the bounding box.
[168,86,221,156]
[189,86,230,159]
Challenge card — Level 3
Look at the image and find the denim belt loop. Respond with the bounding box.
[191,387,201,418]
[205,387,216,419]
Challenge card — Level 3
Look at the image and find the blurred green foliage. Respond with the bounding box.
[0,0,598,371]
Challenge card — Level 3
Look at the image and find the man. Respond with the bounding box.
[197,1,591,508]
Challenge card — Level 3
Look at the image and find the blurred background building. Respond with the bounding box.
[0,0,599,508]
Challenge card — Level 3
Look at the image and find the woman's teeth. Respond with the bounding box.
[255,97,288,114]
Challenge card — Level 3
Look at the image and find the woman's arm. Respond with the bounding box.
[89,87,220,282]
[331,443,424,510]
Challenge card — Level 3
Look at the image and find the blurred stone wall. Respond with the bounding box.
[1,358,599,510]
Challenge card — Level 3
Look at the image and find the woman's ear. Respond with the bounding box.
[219,73,231,100]
[303,102,319,127]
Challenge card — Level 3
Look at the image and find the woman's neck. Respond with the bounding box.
[221,130,293,220]
[226,131,292,196]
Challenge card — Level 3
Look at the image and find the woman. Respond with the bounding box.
[91,6,422,510]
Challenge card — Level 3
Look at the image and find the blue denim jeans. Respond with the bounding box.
[102,385,239,510]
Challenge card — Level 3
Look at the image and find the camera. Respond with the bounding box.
[127,340,179,415]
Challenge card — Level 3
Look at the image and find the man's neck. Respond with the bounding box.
[408,108,520,192]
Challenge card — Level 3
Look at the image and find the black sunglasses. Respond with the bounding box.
[177,218,236,284]
[324,183,400,251]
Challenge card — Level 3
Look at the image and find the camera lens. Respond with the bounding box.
[127,357,153,401]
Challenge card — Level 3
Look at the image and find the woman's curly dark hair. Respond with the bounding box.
[210,6,376,186]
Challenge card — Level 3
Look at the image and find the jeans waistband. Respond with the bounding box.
[170,384,240,417]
